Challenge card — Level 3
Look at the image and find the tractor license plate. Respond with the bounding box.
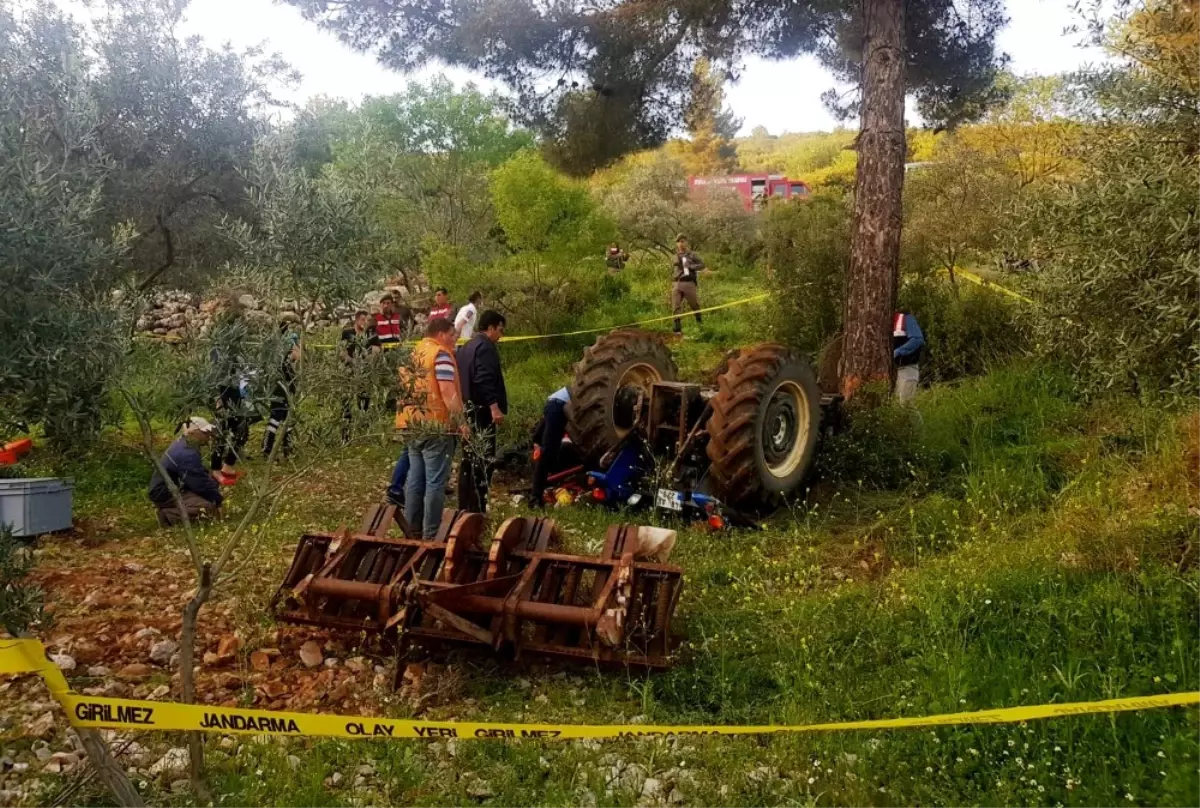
[655,489,682,511]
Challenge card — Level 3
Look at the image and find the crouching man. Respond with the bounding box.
[149,417,224,527]
[530,386,570,508]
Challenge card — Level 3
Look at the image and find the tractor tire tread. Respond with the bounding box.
[568,330,677,460]
[707,343,821,507]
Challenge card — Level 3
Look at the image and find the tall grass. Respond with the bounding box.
[25,319,1199,806]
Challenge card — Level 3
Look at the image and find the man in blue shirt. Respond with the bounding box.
[892,311,925,403]
[149,417,224,527]
[530,386,571,507]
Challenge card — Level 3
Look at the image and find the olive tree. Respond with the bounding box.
[594,153,753,257]
[122,148,403,794]
[0,2,132,448]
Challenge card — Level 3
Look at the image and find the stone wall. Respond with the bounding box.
[134,278,430,342]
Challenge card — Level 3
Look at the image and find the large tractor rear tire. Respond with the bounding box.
[568,330,678,460]
[707,344,821,507]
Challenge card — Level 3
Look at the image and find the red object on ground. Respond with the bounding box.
[547,465,585,485]
[0,438,33,466]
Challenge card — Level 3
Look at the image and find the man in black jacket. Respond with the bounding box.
[149,417,224,527]
[456,310,507,512]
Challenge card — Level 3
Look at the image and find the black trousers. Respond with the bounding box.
[341,394,370,442]
[458,422,496,514]
[212,389,250,470]
[262,397,293,456]
[531,398,569,506]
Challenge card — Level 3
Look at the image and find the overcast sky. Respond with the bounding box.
[52,0,1107,135]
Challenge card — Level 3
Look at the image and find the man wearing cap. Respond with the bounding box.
[148,418,224,527]
[670,234,705,335]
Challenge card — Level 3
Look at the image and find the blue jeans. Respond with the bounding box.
[404,435,457,539]
[387,451,410,501]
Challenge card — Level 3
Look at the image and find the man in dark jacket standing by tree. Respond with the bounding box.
[671,234,705,335]
[456,310,507,512]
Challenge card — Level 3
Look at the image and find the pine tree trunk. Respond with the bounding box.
[840,0,907,401]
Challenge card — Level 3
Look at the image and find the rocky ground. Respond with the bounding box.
[0,530,714,807]
[0,458,705,807]
[132,277,431,343]
[1,539,489,806]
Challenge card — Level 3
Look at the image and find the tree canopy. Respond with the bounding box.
[286,0,1008,174]
[323,78,533,276]
[677,58,742,174]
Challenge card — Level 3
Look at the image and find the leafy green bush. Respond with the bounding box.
[813,396,930,489]
[423,150,622,335]
[596,271,632,304]
[899,275,1027,382]
[0,526,43,636]
[491,150,613,256]
[593,152,757,260]
[815,365,1081,493]
[1013,128,1198,399]
[763,188,850,354]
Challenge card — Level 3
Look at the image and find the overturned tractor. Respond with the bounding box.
[568,330,838,517]
[272,505,683,669]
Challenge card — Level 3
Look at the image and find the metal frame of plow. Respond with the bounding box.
[271,506,685,675]
[269,508,485,634]
[399,519,684,669]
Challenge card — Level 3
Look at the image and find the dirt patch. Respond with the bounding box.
[25,537,396,717]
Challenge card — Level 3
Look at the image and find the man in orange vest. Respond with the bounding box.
[395,317,465,538]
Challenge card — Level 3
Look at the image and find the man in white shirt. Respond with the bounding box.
[454,291,483,340]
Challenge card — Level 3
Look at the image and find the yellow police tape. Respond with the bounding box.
[3,640,1196,741]
[497,293,771,343]
[946,267,1036,305]
[307,292,772,349]
[143,273,1028,351]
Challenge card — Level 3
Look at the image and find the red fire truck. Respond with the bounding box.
[688,174,811,211]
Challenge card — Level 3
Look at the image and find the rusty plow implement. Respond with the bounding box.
[271,505,684,670]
